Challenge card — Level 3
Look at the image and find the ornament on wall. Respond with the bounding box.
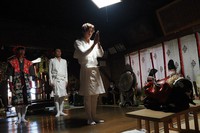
[175,62,179,68]
[160,66,163,73]
[186,75,191,81]
[191,60,196,68]
[132,59,134,65]
[154,53,157,60]
[182,45,188,53]
[142,57,145,63]
[147,68,151,73]
[137,71,140,77]
[166,49,171,56]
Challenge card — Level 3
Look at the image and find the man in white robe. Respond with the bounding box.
[49,48,68,117]
[74,23,105,125]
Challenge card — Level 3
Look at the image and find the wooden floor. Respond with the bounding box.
[0,105,144,133]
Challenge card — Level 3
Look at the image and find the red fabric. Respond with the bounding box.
[138,50,143,87]
[150,52,156,79]
[162,43,167,77]
[195,32,200,58]
[144,77,172,104]
[144,81,154,89]
[9,58,32,74]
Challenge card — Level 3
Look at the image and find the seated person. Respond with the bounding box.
[102,81,120,105]
[166,59,183,87]
[143,68,158,92]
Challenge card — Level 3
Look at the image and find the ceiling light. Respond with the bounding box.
[92,0,122,8]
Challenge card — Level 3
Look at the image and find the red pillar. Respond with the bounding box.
[178,38,185,77]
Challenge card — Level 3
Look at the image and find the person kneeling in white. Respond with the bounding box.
[49,48,68,117]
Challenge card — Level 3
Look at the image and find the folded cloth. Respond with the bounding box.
[121,129,146,133]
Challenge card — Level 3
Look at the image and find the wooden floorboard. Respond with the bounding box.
[1,105,199,133]
[0,105,144,133]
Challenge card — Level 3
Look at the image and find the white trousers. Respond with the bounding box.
[84,95,99,121]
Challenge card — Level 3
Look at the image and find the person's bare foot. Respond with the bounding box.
[55,112,60,117]
[15,118,21,124]
[21,118,28,123]
[60,111,68,116]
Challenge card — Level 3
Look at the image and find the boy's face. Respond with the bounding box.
[55,49,61,57]
[83,27,94,40]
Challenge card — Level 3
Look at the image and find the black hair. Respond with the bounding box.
[53,48,61,52]
[16,46,25,52]
[168,59,176,70]
[13,46,25,54]
[148,68,158,77]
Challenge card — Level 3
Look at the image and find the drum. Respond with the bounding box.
[118,70,137,107]
[118,71,136,92]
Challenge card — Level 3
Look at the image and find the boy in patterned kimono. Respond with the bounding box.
[7,46,34,124]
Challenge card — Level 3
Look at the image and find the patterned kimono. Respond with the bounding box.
[7,57,34,106]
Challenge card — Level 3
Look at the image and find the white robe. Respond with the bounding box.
[49,57,68,97]
[74,39,105,96]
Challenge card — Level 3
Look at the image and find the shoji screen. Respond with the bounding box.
[164,39,181,76]
[179,34,200,82]
[150,44,165,80]
[139,49,152,87]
